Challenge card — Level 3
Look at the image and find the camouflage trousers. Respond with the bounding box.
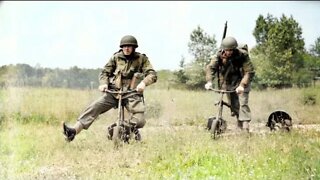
[77,93,145,130]
[227,91,251,122]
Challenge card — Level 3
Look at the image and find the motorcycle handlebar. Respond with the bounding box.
[208,88,236,93]
[104,89,137,94]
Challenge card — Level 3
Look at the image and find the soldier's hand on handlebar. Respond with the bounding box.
[235,85,244,94]
[99,84,109,92]
[204,82,212,90]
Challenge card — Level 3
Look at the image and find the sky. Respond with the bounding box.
[0,1,319,71]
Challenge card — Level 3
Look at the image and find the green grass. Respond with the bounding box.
[140,129,320,179]
[1,123,319,179]
[0,86,319,179]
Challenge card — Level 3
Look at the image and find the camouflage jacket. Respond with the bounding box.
[205,48,255,89]
[99,50,157,89]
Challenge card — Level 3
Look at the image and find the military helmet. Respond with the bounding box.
[221,36,238,49]
[120,35,138,48]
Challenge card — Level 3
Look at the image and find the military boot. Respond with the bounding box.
[107,123,117,140]
[231,111,239,118]
[62,122,76,142]
[122,124,132,143]
[237,120,243,129]
[242,121,250,133]
[132,128,141,141]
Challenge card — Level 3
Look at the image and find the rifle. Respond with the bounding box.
[218,21,228,89]
[222,21,228,41]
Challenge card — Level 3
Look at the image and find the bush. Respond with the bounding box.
[145,100,162,119]
[301,91,317,105]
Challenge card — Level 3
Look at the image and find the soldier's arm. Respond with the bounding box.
[206,55,219,82]
[99,56,116,85]
[141,55,157,86]
[240,54,255,88]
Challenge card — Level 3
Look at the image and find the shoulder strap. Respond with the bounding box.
[138,53,146,73]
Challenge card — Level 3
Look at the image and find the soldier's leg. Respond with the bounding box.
[125,95,145,128]
[125,95,145,141]
[238,92,251,132]
[77,93,117,131]
[229,92,243,129]
[227,92,240,118]
[63,93,117,141]
[238,92,251,121]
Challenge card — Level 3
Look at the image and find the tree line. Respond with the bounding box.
[0,64,102,89]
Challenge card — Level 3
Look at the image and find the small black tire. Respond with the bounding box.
[210,119,219,139]
[283,119,292,132]
[113,125,121,148]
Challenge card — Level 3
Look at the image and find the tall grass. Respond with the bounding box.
[1,86,319,126]
[0,86,319,179]
[1,87,102,125]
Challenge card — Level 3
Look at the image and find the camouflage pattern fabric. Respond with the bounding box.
[77,93,145,129]
[206,48,255,89]
[99,50,157,89]
[206,48,255,121]
[77,50,156,130]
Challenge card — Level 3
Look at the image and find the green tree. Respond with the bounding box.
[188,25,217,68]
[253,14,274,46]
[304,45,320,69]
[304,37,320,84]
[174,25,217,89]
[251,14,305,88]
[173,56,188,84]
[310,37,320,57]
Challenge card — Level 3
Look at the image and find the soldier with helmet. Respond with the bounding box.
[205,36,255,132]
[62,35,157,142]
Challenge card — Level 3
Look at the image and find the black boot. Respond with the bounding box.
[62,122,76,142]
[133,128,141,141]
[107,123,117,140]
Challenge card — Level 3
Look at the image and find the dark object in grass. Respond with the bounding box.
[266,110,292,132]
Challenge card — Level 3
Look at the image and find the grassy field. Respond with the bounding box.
[0,86,319,179]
